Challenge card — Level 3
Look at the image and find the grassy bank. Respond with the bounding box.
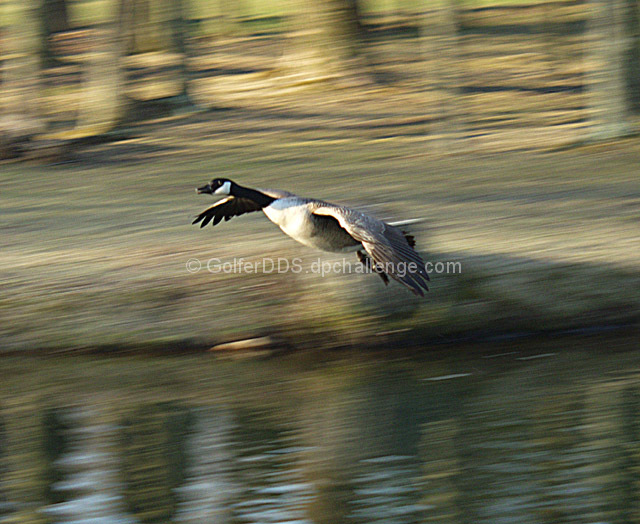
[1,127,639,351]
[2,0,639,351]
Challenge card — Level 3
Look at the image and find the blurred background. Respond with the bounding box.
[1,0,640,522]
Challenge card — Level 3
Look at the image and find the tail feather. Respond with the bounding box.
[402,231,416,248]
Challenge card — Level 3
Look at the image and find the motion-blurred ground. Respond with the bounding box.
[2,137,638,351]
[1,5,639,351]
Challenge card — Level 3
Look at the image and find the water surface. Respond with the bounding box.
[0,334,638,523]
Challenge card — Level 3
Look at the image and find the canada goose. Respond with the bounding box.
[193,179,430,296]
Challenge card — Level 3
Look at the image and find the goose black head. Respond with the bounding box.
[196,178,234,196]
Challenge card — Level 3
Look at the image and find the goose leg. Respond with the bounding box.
[357,250,390,286]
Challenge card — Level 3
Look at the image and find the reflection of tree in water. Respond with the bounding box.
[529,380,640,524]
[3,358,640,523]
[1,404,69,523]
[297,367,429,524]
[623,386,640,523]
[229,407,312,523]
[416,371,640,524]
[419,419,464,524]
[530,393,587,524]
[117,402,192,523]
[175,406,239,523]
[0,415,7,518]
[44,406,135,523]
[41,408,71,505]
[583,381,640,524]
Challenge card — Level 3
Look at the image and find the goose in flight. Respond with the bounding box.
[193,179,430,296]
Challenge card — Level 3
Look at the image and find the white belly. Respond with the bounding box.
[263,199,315,246]
[262,199,360,253]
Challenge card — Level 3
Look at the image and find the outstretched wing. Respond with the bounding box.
[313,205,430,296]
[193,197,263,227]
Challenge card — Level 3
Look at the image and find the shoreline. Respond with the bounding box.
[1,322,636,358]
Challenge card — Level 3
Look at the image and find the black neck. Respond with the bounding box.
[232,184,276,208]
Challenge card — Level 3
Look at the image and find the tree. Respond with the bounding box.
[122,0,201,114]
[621,0,640,112]
[165,0,198,109]
[584,0,640,140]
[70,0,130,137]
[278,0,373,86]
[418,0,466,153]
[0,0,47,158]
[41,0,70,65]
[126,0,158,54]
[63,0,198,140]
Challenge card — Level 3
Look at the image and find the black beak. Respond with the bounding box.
[197,184,213,195]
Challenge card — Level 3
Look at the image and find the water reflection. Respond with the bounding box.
[176,407,237,523]
[298,368,426,524]
[45,407,134,523]
[0,341,639,523]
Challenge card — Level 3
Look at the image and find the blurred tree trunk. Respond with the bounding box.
[419,0,466,153]
[190,0,241,38]
[279,0,373,86]
[42,0,69,33]
[165,0,198,109]
[126,0,159,53]
[41,0,70,65]
[118,0,163,54]
[72,0,130,136]
[622,0,640,112]
[0,0,47,158]
[584,0,639,140]
[107,0,200,120]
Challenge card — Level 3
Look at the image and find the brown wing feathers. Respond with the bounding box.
[364,233,430,296]
[313,206,430,296]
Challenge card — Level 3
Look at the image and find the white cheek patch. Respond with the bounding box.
[214,181,231,195]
